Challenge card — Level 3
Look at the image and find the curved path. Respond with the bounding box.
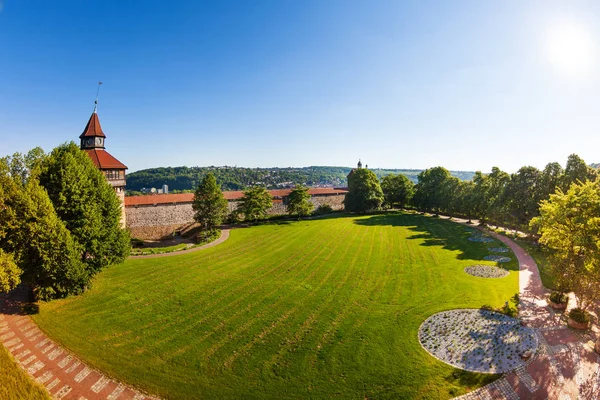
[1,286,159,400]
[0,230,231,399]
[455,226,600,400]
[129,229,230,259]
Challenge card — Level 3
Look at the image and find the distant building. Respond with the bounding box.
[79,110,128,226]
[162,184,169,194]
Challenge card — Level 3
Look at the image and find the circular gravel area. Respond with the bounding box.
[464,265,509,278]
[468,236,495,243]
[419,309,537,373]
[488,247,509,253]
[484,255,511,263]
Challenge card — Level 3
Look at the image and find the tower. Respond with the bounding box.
[79,111,128,226]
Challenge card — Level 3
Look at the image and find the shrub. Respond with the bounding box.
[549,291,568,304]
[313,204,333,215]
[569,308,590,324]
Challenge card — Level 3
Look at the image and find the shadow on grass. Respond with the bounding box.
[354,212,513,265]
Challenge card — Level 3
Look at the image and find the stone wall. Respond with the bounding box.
[126,194,346,240]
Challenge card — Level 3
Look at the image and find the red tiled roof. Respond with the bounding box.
[125,188,348,207]
[84,149,128,170]
[79,112,106,138]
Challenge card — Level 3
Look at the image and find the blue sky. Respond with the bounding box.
[1,0,600,173]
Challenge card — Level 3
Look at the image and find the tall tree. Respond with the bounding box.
[413,167,452,215]
[38,142,129,275]
[504,166,542,228]
[0,160,87,299]
[286,185,313,218]
[531,181,600,310]
[236,186,273,222]
[344,168,384,213]
[380,174,414,209]
[192,173,228,231]
[562,154,596,191]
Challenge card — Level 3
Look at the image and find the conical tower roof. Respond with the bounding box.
[79,112,106,139]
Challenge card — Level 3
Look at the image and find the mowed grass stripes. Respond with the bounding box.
[33,212,518,399]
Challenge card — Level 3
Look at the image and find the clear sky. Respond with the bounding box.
[1,0,600,173]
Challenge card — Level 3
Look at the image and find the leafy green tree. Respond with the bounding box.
[14,179,88,300]
[236,186,273,222]
[0,250,21,293]
[0,160,87,299]
[192,173,228,230]
[504,166,542,228]
[38,142,129,275]
[344,168,384,213]
[531,181,600,310]
[380,174,414,209]
[413,167,452,215]
[539,162,564,202]
[286,185,313,218]
[562,154,597,191]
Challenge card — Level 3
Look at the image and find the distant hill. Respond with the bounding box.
[125,166,475,194]
[590,163,600,169]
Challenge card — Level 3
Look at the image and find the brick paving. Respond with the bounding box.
[455,224,600,400]
[1,287,159,400]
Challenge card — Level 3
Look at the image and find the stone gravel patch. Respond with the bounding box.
[464,265,509,278]
[419,309,537,374]
[488,247,510,253]
[468,236,495,243]
[484,255,511,263]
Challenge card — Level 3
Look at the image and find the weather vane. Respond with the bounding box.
[94,81,103,113]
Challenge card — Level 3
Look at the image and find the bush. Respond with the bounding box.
[226,211,241,224]
[569,308,590,324]
[196,228,220,245]
[313,204,333,215]
[549,291,568,304]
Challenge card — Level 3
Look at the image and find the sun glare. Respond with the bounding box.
[543,19,597,80]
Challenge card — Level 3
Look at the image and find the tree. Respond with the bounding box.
[413,167,452,215]
[236,186,273,222]
[380,174,414,209]
[286,185,313,218]
[562,154,590,191]
[0,159,87,299]
[504,166,542,229]
[344,168,384,213]
[0,249,20,293]
[38,142,129,275]
[192,173,228,230]
[531,181,600,310]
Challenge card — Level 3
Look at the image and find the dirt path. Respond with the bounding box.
[129,229,230,259]
[455,224,600,400]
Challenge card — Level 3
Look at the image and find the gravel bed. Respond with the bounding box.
[464,265,509,278]
[484,255,511,263]
[468,236,495,243]
[419,309,538,373]
[488,247,509,253]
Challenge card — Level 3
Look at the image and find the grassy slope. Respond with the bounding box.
[33,213,518,400]
[0,343,50,400]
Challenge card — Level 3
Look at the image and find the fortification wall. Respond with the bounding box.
[126,194,345,240]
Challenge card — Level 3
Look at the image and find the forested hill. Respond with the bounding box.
[126,166,475,194]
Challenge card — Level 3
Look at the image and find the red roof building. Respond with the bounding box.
[80,111,127,224]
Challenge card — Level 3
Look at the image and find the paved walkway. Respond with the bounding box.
[0,286,159,400]
[0,230,232,399]
[129,228,230,259]
[455,227,600,400]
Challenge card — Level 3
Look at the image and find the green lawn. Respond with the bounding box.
[33,212,518,399]
[0,343,50,400]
